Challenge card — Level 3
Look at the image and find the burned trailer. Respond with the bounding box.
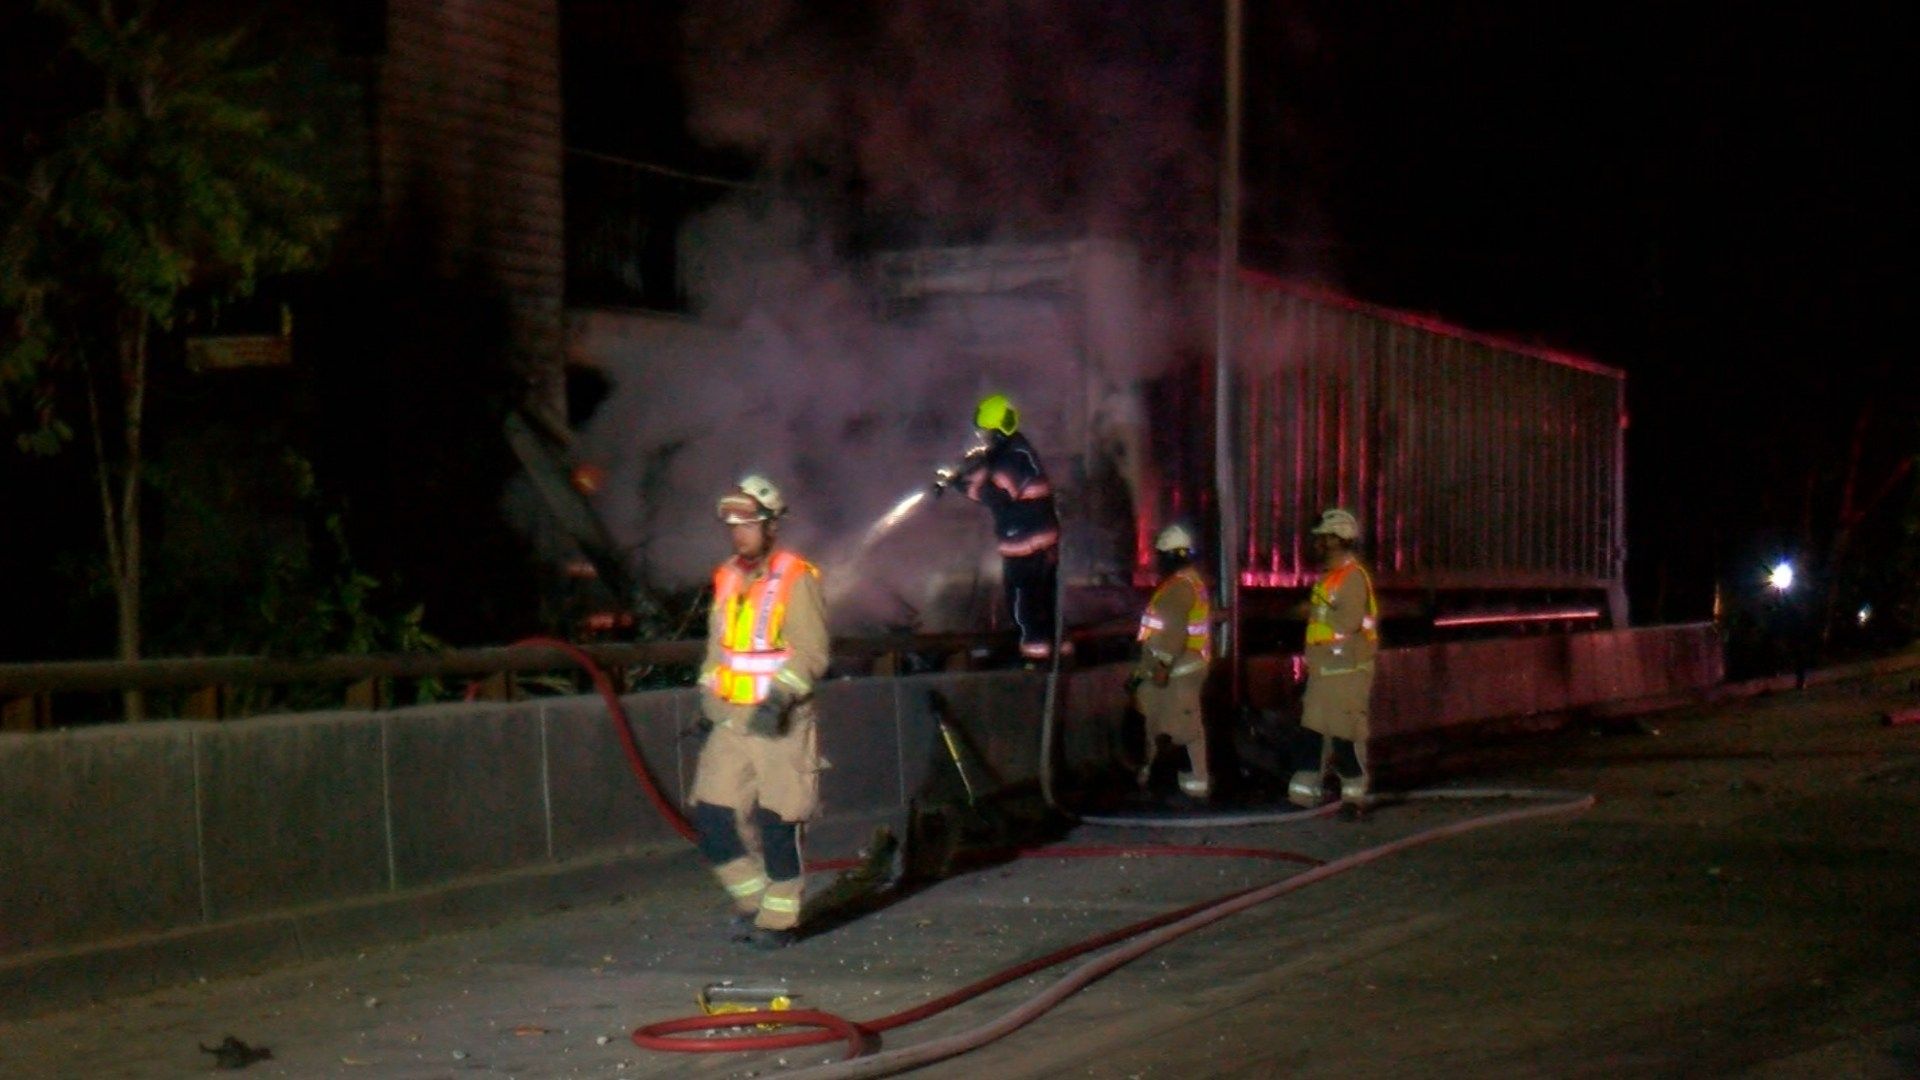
[1144,271,1629,638]
[864,242,1628,641]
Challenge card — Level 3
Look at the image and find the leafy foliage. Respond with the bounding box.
[1,1,335,384]
[0,0,342,694]
[205,451,449,714]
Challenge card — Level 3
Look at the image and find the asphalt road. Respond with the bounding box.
[3,675,1916,1079]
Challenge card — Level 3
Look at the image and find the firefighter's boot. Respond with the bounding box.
[1289,769,1333,809]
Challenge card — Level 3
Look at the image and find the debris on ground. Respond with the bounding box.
[198,1035,272,1069]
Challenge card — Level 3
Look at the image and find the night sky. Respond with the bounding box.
[1235,4,1913,622]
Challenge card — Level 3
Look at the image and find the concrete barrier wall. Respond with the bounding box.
[0,624,1721,992]
[0,723,203,954]
[1247,624,1723,739]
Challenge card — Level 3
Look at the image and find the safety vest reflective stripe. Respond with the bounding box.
[759,893,801,913]
[726,875,769,898]
[723,650,791,674]
[1141,614,1210,634]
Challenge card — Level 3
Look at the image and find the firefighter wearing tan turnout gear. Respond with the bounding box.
[690,475,829,950]
[1290,508,1380,809]
[1131,525,1214,800]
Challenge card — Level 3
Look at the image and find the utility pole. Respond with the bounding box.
[1215,0,1244,701]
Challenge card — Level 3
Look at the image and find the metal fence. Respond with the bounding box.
[0,622,1140,730]
[1226,275,1626,599]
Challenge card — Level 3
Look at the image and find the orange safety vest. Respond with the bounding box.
[1138,566,1213,674]
[711,550,809,705]
[1305,559,1379,647]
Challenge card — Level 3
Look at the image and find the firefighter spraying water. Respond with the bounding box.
[933,394,1064,663]
[823,396,1065,651]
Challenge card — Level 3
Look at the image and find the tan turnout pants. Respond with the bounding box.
[1135,671,1208,785]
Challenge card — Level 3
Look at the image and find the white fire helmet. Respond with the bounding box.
[1310,508,1360,541]
[717,474,787,524]
[1154,524,1196,553]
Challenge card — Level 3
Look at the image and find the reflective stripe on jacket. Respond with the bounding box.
[957,432,1060,557]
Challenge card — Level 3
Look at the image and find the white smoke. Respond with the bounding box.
[572,206,1180,631]
[566,1,1214,633]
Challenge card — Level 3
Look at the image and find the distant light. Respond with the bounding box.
[1767,561,1795,593]
[1858,603,1873,627]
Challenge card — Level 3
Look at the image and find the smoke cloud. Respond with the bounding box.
[678,0,1217,247]
[568,1,1219,633]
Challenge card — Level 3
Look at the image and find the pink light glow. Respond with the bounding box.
[1432,608,1603,628]
[1238,269,1625,380]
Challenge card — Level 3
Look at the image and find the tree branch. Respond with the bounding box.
[83,351,123,583]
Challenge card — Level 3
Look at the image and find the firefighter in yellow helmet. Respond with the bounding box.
[1130,524,1214,800]
[690,475,830,950]
[935,394,1063,663]
[1289,508,1380,811]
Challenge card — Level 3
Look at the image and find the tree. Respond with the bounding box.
[0,0,336,717]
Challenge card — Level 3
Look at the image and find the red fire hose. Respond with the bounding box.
[782,792,1595,1079]
[628,846,1328,1057]
[510,638,1594,1073]
[508,636,698,842]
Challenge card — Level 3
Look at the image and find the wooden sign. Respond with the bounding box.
[186,334,291,372]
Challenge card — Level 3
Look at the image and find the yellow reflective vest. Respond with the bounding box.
[1305,558,1378,675]
[709,550,817,705]
[1137,566,1213,677]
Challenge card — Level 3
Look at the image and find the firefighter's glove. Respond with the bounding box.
[746,686,796,738]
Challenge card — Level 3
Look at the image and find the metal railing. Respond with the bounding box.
[0,621,1142,730]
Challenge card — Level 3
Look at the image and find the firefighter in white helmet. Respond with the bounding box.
[1289,508,1380,811]
[1130,524,1214,801]
[689,474,830,950]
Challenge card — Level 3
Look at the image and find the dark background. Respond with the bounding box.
[2,1,1912,661]
[562,0,1914,631]
[1236,3,1913,628]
